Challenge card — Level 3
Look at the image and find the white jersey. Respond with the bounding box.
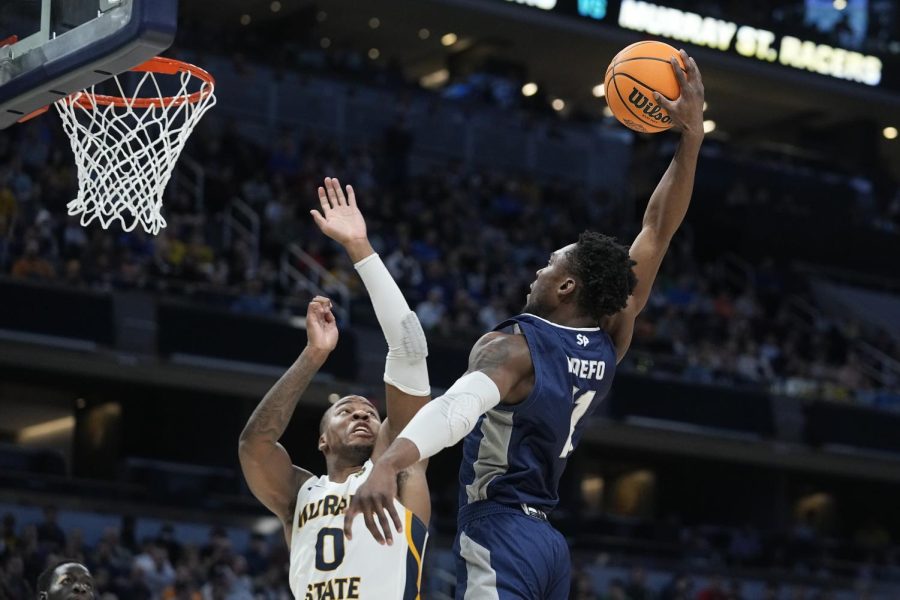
[289,460,428,600]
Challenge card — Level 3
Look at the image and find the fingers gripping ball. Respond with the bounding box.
[605,41,686,133]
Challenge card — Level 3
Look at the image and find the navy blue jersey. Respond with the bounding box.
[458,313,617,512]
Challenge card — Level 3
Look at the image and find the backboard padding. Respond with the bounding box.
[0,0,176,129]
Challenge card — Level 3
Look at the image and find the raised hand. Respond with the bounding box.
[305,296,338,354]
[343,460,402,545]
[310,177,367,248]
[653,49,705,139]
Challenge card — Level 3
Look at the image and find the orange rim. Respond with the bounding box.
[67,57,215,109]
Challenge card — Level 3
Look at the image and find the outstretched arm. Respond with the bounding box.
[343,331,533,544]
[607,49,705,362]
[311,177,431,441]
[312,177,433,523]
[238,297,338,541]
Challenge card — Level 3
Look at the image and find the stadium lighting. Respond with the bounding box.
[320,38,331,49]
[420,69,450,88]
[602,106,613,117]
[884,127,898,140]
[592,84,605,97]
[316,11,327,22]
[703,101,708,111]
[239,14,251,25]
[18,416,75,442]
[441,33,458,46]
[270,1,281,12]
[703,120,716,133]
[418,28,430,40]
[522,82,538,97]
[253,516,283,535]
[552,98,565,111]
[833,0,847,9]
[368,48,381,60]
[369,17,381,29]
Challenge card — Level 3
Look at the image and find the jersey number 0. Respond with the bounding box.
[315,528,346,571]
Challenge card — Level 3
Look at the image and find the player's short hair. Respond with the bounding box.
[567,231,637,321]
[319,406,332,435]
[37,560,81,594]
[319,396,377,435]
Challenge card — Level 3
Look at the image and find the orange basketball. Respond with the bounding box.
[604,41,686,134]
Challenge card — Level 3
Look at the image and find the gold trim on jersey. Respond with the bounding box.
[405,509,423,600]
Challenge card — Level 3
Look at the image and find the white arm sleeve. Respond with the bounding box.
[397,371,501,460]
[354,253,430,396]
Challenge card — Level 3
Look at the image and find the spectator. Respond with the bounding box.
[0,555,32,598]
[11,239,55,280]
[415,288,446,331]
[600,577,626,600]
[111,564,153,600]
[230,279,275,315]
[243,534,270,578]
[728,526,762,566]
[1,514,18,555]
[624,567,651,600]
[697,575,728,600]
[659,573,691,600]
[36,507,66,553]
[728,579,746,600]
[157,524,184,566]
[570,564,597,600]
[762,581,781,600]
[134,541,176,597]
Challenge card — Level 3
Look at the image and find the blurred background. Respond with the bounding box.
[1,0,900,598]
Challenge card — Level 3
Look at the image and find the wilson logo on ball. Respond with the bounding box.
[627,88,672,124]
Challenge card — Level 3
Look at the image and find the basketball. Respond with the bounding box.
[604,41,686,133]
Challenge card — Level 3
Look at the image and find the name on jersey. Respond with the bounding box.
[305,576,361,600]
[298,494,352,529]
[567,356,606,380]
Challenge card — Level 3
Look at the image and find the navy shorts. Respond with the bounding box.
[453,501,570,600]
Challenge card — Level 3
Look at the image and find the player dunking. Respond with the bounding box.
[239,178,431,600]
[345,50,705,598]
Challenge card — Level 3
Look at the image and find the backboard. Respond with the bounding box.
[0,0,177,129]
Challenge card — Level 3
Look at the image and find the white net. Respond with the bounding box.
[55,62,216,235]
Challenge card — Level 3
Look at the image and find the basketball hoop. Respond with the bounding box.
[55,57,216,235]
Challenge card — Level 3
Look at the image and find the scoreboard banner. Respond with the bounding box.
[498,0,895,89]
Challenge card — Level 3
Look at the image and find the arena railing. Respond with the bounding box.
[224,196,261,270]
[172,153,207,213]
[279,242,350,324]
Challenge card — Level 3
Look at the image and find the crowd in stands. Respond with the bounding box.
[2,505,899,599]
[0,508,292,600]
[567,512,900,598]
[0,17,898,410]
[627,254,900,408]
[1,109,897,410]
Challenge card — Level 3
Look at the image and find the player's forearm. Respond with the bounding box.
[343,238,376,264]
[392,371,501,463]
[239,348,328,445]
[642,131,703,242]
[354,250,430,396]
[376,437,423,473]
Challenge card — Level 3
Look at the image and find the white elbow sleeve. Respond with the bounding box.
[398,371,501,460]
[383,311,430,396]
[354,253,430,396]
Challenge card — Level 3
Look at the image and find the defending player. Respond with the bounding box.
[345,50,705,598]
[239,178,430,600]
